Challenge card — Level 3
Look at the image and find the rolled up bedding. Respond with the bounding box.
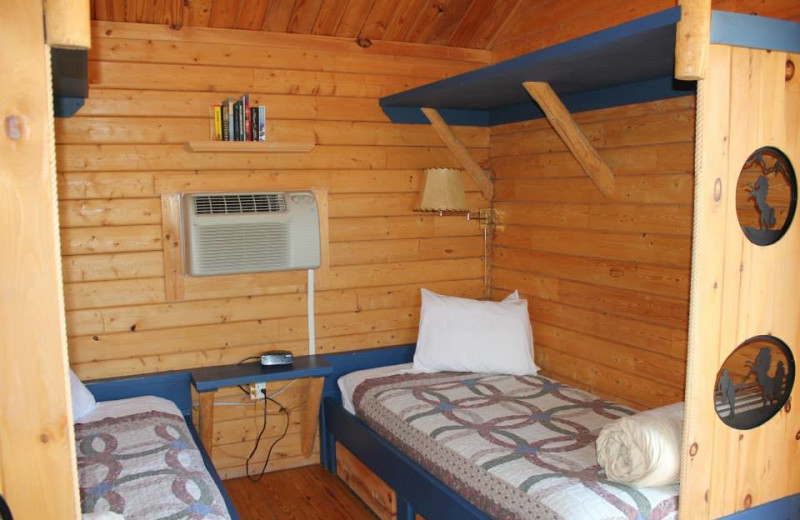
[596,402,684,488]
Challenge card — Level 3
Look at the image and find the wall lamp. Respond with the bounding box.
[415,167,503,230]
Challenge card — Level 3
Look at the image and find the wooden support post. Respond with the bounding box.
[161,193,185,301]
[198,391,215,456]
[523,82,616,198]
[1,0,80,517]
[675,0,711,80]
[301,377,325,457]
[44,0,91,49]
[420,107,494,200]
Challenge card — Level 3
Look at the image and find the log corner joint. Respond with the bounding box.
[523,82,616,198]
[420,107,494,201]
[674,0,711,81]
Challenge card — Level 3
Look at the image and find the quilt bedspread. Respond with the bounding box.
[353,372,679,520]
[76,411,231,520]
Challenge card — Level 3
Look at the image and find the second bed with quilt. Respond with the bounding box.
[336,363,679,520]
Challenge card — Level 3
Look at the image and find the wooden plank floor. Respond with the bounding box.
[224,465,379,520]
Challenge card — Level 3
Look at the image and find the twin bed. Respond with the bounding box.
[320,345,680,520]
[76,371,239,520]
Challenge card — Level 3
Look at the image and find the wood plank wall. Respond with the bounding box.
[55,22,490,479]
[491,0,800,62]
[489,97,696,410]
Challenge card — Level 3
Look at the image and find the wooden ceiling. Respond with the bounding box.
[91,0,526,49]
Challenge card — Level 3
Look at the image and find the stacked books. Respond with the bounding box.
[212,94,266,141]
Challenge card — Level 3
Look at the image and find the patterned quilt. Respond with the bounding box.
[76,410,232,520]
[353,372,679,520]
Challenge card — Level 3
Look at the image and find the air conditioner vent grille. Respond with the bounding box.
[183,191,320,276]
[194,193,287,215]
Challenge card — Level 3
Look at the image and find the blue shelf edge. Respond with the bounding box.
[381,8,800,127]
[711,11,800,54]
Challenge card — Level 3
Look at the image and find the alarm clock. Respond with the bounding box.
[260,350,294,366]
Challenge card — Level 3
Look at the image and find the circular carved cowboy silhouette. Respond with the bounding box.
[736,147,797,246]
[714,336,795,430]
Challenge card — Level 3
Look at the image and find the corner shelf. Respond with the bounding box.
[186,140,316,152]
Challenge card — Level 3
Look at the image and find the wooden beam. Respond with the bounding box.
[198,391,215,456]
[45,0,92,49]
[674,0,711,80]
[301,377,325,457]
[523,82,616,198]
[420,107,493,200]
[161,193,185,301]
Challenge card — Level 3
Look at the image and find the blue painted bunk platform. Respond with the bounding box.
[380,8,800,127]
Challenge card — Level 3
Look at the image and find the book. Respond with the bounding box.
[220,98,231,141]
[227,96,235,140]
[232,100,240,141]
[212,104,222,141]
[242,94,250,141]
[239,99,246,141]
[258,105,266,142]
[250,106,258,141]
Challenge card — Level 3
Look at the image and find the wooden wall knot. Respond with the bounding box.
[743,494,753,509]
[786,60,795,81]
[689,442,699,457]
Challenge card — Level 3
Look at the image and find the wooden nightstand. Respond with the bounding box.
[190,356,333,457]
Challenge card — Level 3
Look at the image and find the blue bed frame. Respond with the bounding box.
[84,370,241,520]
[319,345,800,520]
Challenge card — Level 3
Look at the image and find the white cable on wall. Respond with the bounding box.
[307,269,316,355]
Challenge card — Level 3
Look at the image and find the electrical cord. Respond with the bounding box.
[245,391,290,482]
[233,355,292,481]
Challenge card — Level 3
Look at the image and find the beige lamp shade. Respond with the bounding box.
[415,167,468,212]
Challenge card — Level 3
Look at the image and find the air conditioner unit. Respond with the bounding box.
[182,191,321,276]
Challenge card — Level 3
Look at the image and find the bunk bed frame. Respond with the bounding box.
[320,6,800,520]
[85,371,241,520]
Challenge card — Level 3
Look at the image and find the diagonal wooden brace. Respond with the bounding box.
[421,107,494,200]
[523,82,616,198]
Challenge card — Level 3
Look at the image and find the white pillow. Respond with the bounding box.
[503,290,519,301]
[413,289,538,375]
[70,369,96,422]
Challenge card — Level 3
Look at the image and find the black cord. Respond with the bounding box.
[237,356,261,396]
[236,355,290,482]
[246,393,290,482]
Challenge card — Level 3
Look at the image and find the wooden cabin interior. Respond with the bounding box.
[2,0,799,519]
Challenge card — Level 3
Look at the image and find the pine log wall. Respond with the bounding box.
[489,97,696,410]
[54,22,490,479]
[487,0,799,412]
